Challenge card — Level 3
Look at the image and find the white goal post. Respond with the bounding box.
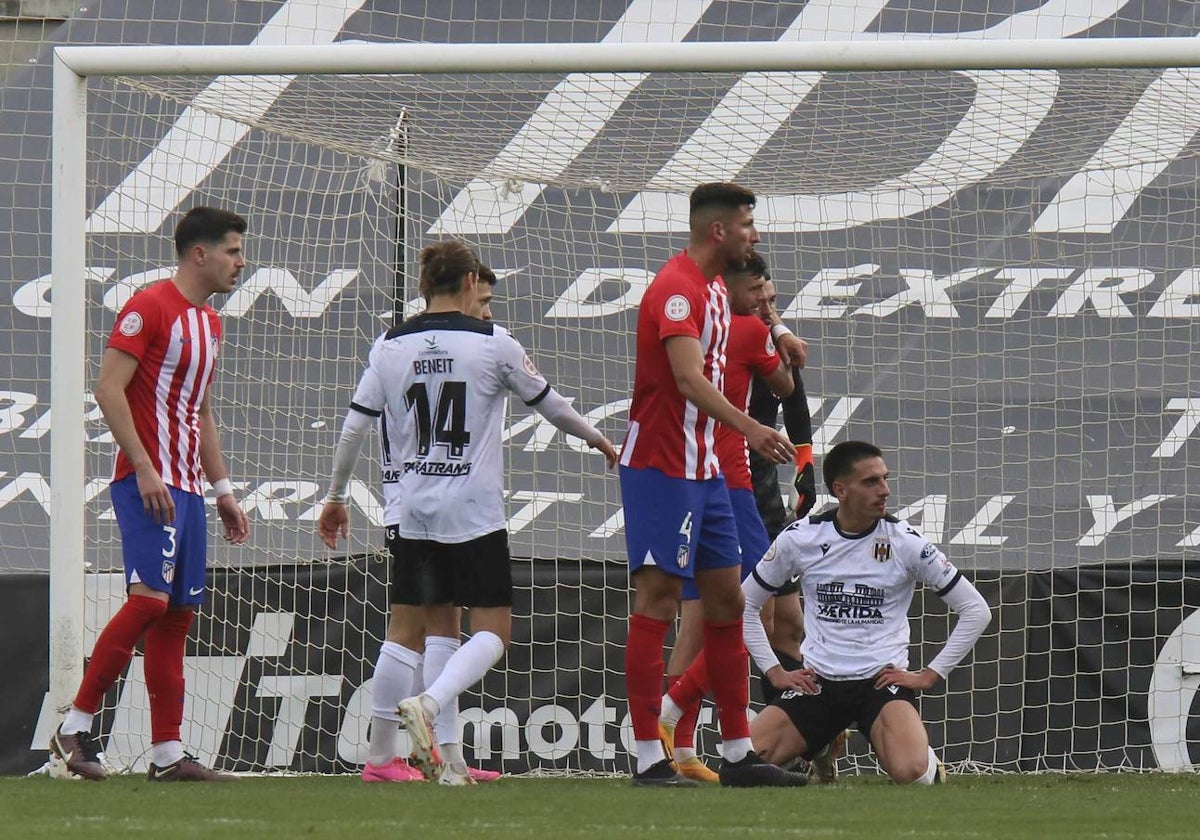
[49,37,1200,774]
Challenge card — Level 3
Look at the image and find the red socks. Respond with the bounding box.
[668,650,711,709]
[625,614,670,740]
[73,594,168,714]
[668,675,703,750]
[703,619,751,740]
[145,608,194,744]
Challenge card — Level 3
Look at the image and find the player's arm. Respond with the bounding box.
[780,368,816,517]
[94,347,175,524]
[527,387,618,467]
[875,575,991,691]
[760,359,794,400]
[497,332,617,467]
[761,296,807,369]
[664,335,793,464]
[317,404,376,547]
[742,544,817,694]
[198,391,250,545]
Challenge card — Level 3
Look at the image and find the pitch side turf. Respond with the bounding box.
[3,773,1198,838]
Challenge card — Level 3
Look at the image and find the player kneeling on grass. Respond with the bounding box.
[743,440,992,784]
[319,240,617,785]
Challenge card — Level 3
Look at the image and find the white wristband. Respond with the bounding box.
[770,323,794,340]
[212,477,234,499]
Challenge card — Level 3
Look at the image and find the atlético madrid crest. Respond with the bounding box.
[872,538,892,563]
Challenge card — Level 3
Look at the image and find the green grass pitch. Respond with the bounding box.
[4,773,1200,838]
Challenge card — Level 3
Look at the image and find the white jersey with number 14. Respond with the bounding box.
[349,311,549,543]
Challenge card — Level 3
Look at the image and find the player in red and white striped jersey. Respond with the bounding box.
[49,207,250,783]
[619,183,805,788]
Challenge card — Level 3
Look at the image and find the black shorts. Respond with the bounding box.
[771,675,918,759]
[386,527,512,608]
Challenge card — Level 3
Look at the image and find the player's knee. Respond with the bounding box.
[886,756,927,785]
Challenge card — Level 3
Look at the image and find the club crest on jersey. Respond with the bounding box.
[523,355,540,377]
[676,544,690,568]
[161,559,175,584]
[118,312,143,336]
[765,334,776,356]
[664,294,691,322]
[873,538,892,563]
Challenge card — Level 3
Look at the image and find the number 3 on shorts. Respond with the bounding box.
[162,525,178,558]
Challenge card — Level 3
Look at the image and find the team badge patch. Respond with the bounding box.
[664,294,691,321]
[920,543,937,559]
[765,335,776,356]
[118,312,143,336]
[522,354,540,377]
[872,538,892,563]
[161,559,175,584]
[676,544,690,568]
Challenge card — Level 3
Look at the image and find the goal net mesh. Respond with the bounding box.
[62,63,1199,774]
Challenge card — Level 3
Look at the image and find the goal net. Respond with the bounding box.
[46,40,1200,775]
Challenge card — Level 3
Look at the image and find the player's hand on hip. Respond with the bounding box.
[136,467,175,524]
[767,664,818,695]
[216,494,250,545]
[590,436,619,469]
[874,665,939,692]
[747,424,794,464]
[777,332,808,369]
[317,502,350,548]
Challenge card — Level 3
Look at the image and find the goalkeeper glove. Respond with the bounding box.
[788,444,816,519]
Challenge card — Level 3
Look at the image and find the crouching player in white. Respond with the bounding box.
[743,440,991,784]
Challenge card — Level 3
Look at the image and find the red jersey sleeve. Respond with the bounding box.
[646,271,707,343]
[107,290,162,361]
[744,316,781,378]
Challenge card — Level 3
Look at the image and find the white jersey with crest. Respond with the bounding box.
[349,311,550,542]
[750,509,963,680]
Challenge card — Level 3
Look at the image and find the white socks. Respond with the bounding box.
[367,641,421,767]
[659,693,683,727]
[424,631,506,722]
[635,739,666,774]
[722,737,751,764]
[61,706,94,736]
[423,636,461,746]
[915,746,941,785]
[151,740,184,767]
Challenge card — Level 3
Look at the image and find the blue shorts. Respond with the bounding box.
[620,465,741,585]
[682,486,771,600]
[110,474,208,607]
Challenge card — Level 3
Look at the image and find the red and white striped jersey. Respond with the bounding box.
[715,314,780,491]
[107,280,221,495]
[620,251,731,480]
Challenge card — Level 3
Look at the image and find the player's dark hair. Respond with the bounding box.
[823,440,883,493]
[174,206,247,257]
[724,250,768,286]
[479,264,497,286]
[689,182,756,234]
[420,239,479,295]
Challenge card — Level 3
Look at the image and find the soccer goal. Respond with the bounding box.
[48,38,1200,774]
